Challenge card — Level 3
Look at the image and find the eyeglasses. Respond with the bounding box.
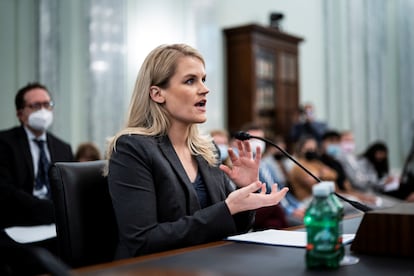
[25,101,54,111]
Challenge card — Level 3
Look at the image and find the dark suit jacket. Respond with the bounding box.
[0,126,74,228]
[108,134,254,258]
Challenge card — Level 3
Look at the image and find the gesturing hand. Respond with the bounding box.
[225,181,289,215]
[219,140,261,187]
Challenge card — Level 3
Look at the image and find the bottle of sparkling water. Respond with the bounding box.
[304,183,341,269]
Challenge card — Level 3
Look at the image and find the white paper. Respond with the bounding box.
[226,229,355,248]
[4,224,56,243]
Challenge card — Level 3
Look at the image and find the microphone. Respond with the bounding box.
[234,131,373,213]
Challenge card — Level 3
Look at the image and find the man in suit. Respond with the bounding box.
[0,82,73,275]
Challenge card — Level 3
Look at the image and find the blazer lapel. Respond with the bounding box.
[46,133,56,162]
[17,127,35,180]
[157,136,200,213]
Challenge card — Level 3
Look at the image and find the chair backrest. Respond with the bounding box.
[49,160,117,268]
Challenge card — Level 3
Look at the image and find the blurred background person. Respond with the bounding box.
[288,136,336,207]
[319,130,376,209]
[210,129,232,167]
[259,135,306,226]
[289,102,328,144]
[75,142,102,162]
[358,141,396,193]
[338,130,376,192]
[241,123,288,230]
[0,82,73,275]
[394,137,414,202]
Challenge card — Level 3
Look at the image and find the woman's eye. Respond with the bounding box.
[185,78,194,85]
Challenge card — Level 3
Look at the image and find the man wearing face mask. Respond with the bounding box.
[0,82,73,274]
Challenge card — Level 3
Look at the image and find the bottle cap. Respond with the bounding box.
[318,181,335,193]
[312,183,330,197]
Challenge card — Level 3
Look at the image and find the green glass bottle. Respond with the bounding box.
[304,183,341,269]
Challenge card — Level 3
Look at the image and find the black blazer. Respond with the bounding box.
[0,126,74,227]
[108,134,254,258]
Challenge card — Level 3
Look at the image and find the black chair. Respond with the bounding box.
[49,160,118,268]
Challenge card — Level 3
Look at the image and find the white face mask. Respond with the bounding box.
[341,141,356,154]
[28,109,53,132]
[249,139,266,154]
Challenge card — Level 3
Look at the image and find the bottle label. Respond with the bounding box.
[312,228,337,251]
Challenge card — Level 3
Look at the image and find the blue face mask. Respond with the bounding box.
[217,144,229,161]
[326,144,342,158]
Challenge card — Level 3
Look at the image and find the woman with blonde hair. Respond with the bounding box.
[106,44,288,258]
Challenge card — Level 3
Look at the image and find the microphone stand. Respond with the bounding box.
[235,131,372,213]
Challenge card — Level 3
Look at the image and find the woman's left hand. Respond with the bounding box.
[225,182,289,215]
[219,140,261,187]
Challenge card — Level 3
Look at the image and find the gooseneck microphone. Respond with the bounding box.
[234,131,372,213]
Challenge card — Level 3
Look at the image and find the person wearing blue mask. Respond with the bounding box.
[319,130,376,207]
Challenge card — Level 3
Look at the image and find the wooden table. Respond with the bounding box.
[74,215,414,275]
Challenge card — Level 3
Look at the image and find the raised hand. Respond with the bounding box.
[219,140,261,187]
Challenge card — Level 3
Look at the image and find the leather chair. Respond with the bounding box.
[49,160,117,268]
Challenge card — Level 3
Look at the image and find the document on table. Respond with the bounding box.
[4,224,56,243]
[226,229,355,248]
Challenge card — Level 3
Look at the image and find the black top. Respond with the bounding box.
[192,172,211,209]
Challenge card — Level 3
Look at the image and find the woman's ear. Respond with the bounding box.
[149,86,165,104]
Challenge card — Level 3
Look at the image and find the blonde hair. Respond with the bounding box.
[105,44,216,174]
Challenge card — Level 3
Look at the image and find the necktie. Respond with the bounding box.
[33,139,50,199]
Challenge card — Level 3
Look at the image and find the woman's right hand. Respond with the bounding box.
[225,181,289,215]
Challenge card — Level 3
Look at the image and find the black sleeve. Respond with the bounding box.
[0,183,54,228]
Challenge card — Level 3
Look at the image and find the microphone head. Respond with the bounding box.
[234,131,251,141]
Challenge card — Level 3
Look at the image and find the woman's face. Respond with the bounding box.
[301,139,317,155]
[375,150,387,163]
[161,56,209,126]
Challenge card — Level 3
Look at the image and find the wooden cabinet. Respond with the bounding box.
[224,24,303,141]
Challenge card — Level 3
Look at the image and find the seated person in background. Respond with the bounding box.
[337,130,374,191]
[393,137,414,201]
[210,129,232,167]
[289,102,328,144]
[75,142,102,162]
[105,44,288,258]
[319,130,376,206]
[240,123,288,230]
[288,136,337,206]
[259,135,306,227]
[358,141,396,193]
[0,82,74,275]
